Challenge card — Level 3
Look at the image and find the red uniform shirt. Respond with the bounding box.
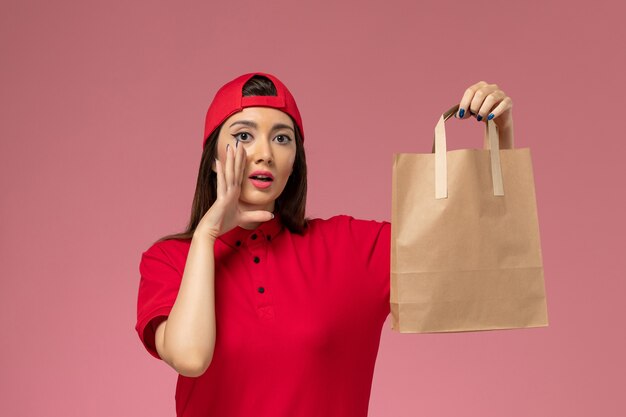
[135,214,391,417]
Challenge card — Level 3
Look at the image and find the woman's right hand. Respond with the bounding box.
[195,141,275,241]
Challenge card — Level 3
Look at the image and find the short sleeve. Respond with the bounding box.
[134,242,183,360]
[343,215,391,303]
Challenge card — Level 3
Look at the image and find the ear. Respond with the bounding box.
[211,159,217,174]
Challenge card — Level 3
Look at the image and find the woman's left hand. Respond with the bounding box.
[455,81,513,131]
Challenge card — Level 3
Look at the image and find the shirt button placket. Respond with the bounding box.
[247,232,275,321]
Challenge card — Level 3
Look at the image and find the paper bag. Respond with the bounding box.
[390,104,548,333]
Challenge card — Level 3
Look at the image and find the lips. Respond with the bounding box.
[248,171,274,182]
[248,170,274,189]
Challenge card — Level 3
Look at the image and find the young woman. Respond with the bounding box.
[135,72,514,417]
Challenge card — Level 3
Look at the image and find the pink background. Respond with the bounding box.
[1,0,624,416]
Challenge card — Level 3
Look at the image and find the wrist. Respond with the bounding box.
[193,225,219,243]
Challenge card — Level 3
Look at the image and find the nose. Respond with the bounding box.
[251,136,273,165]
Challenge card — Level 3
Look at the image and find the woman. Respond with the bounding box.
[135,72,514,416]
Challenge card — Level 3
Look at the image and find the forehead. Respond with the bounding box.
[224,106,294,128]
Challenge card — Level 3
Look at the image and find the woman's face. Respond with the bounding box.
[212,106,297,213]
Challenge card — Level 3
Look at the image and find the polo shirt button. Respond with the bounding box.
[251,233,257,240]
[253,256,260,263]
[257,286,265,293]
[235,240,241,247]
[266,235,271,241]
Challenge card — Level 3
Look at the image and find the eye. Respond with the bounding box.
[275,134,292,144]
[232,132,251,141]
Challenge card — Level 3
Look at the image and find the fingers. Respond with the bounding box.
[215,158,224,199]
[471,89,504,121]
[217,141,246,200]
[216,143,235,201]
[483,96,512,122]
[233,141,241,186]
[456,81,486,119]
[467,84,498,119]
[233,140,247,186]
[224,143,233,187]
[240,210,275,224]
[456,81,499,120]
[455,81,515,126]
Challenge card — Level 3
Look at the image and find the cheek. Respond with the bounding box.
[284,152,296,175]
[217,142,227,160]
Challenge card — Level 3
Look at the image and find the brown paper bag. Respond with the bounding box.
[390,104,548,333]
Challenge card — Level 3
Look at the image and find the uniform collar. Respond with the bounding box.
[217,212,285,248]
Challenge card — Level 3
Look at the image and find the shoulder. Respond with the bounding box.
[301,215,390,267]
[307,214,389,228]
[141,238,192,273]
[304,214,390,239]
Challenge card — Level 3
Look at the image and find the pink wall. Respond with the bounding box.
[1,0,624,415]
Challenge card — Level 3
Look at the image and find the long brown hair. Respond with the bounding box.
[153,75,310,244]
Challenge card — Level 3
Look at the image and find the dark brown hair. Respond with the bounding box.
[153,75,310,244]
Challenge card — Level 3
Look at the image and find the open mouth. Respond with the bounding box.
[249,175,273,182]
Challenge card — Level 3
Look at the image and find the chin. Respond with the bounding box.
[239,192,276,210]
[241,183,284,203]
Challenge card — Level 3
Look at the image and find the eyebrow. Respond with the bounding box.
[229,120,295,133]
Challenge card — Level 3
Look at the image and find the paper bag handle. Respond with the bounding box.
[432,104,505,199]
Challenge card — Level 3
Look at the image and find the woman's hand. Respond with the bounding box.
[455,80,514,148]
[196,142,274,241]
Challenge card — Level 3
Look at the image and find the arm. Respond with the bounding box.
[155,231,217,378]
[152,140,273,377]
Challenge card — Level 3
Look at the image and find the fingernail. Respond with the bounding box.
[271,213,275,219]
[476,114,483,122]
[227,144,230,152]
[459,108,465,118]
[487,113,494,120]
